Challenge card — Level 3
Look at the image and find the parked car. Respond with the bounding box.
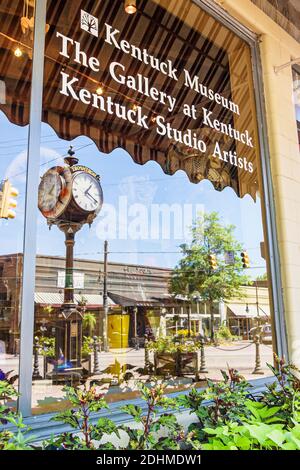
[249,324,272,344]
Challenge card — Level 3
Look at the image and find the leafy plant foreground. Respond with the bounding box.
[1,355,300,450]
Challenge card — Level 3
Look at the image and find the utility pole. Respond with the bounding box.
[102,240,109,352]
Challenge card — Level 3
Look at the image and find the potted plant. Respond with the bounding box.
[147,336,200,376]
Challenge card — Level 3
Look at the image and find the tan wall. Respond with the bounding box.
[214,0,300,365]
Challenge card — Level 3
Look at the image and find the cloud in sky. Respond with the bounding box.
[5,147,65,186]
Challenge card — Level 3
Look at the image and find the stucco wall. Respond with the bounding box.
[214,0,300,366]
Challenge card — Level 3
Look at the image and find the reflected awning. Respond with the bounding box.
[108,291,183,308]
[34,292,116,307]
[226,302,270,318]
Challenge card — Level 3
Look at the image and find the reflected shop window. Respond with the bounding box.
[1,0,276,416]
[0,0,33,408]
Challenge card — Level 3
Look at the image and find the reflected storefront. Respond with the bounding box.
[0,0,286,418]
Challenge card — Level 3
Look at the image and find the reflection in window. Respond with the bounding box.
[0,0,276,416]
[293,66,300,151]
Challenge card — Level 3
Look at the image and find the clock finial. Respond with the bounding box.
[64,146,79,167]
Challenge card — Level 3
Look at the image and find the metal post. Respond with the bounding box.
[209,300,215,342]
[18,0,47,417]
[188,306,191,337]
[133,307,139,350]
[102,240,109,352]
[63,228,75,305]
[199,338,208,373]
[93,336,100,375]
[144,335,150,374]
[32,337,42,380]
[252,336,264,375]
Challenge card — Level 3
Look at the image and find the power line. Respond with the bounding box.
[0,134,54,146]
[6,142,94,182]
[0,137,64,149]
[0,144,71,158]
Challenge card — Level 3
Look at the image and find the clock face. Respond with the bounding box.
[72,172,102,212]
[38,172,63,212]
[38,166,72,219]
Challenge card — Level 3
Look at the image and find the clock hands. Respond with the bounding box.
[49,184,56,196]
[84,184,98,205]
[86,192,98,205]
[85,184,92,195]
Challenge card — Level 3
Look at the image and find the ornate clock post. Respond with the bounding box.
[55,221,83,370]
[38,147,103,374]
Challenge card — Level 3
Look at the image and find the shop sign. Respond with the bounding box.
[55,20,254,175]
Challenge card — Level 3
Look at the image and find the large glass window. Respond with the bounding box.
[1,0,278,416]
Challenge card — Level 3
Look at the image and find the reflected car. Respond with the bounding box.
[249,324,272,344]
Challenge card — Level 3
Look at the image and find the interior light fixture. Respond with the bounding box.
[96,85,104,95]
[125,0,137,14]
[14,46,23,58]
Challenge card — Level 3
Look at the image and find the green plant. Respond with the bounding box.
[120,382,184,450]
[0,370,18,401]
[2,356,300,452]
[184,357,300,450]
[148,336,200,354]
[199,421,300,450]
[82,335,102,358]
[37,336,55,358]
[178,367,252,443]
[45,384,118,450]
[261,354,300,426]
[215,325,233,342]
[176,329,196,337]
[82,312,97,336]
[43,305,54,315]
[0,370,35,450]
[82,336,94,357]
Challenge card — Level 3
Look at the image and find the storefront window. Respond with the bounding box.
[1,0,278,417]
[0,0,33,408]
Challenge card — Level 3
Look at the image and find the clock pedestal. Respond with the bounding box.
[54,222,83,375]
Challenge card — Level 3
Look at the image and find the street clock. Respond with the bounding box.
[37,147,103,372]
[38,147,103,225]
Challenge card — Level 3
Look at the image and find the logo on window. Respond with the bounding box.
[80,10,98,37]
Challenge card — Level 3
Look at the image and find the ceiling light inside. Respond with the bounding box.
[125,0,137,14]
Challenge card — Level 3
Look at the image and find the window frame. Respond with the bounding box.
[15,0,287,418]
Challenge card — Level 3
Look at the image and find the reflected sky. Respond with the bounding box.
[0,111,266,277]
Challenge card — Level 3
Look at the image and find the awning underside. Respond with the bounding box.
[107,291,186,307]
[226,302,270,318]
[0,0,259,199]
[34,292,116,307]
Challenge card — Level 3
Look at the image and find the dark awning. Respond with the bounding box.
[0,0,259,199]
[108,291,185,308]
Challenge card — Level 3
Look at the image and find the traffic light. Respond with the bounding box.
[208,253,218,270]
[241,251,250,268]
[0,180,19,219]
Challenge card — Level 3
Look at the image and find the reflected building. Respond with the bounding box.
[0,252,270,353]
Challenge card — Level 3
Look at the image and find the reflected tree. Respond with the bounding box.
[170,212,250,341]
